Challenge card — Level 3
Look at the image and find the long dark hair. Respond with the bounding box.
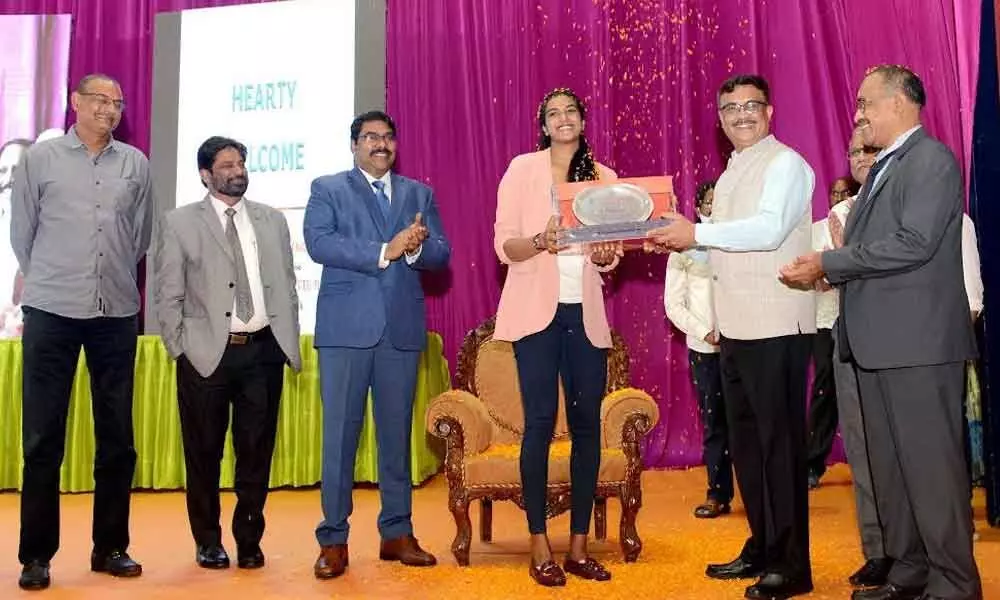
[537,88,599,182]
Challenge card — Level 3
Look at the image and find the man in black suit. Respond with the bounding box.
[781,65,981,600]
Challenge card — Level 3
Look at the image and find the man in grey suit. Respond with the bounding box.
[155,136,302,571]
[781,66,981,600]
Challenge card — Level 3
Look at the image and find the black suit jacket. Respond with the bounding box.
[822,127,976,370]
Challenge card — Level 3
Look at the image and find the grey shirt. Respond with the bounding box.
[10,126,153,319]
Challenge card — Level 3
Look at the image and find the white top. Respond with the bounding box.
[812,218,838,329]
[210,195,270,333]
[557,254,585,303]
[359,168,422,268]
[664,247,718,353]
[694,150,814,251]
[963,213,984,316]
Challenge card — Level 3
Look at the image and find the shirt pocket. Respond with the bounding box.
[104,177,141,215]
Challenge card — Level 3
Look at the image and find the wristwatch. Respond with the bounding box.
[532,232,546,251]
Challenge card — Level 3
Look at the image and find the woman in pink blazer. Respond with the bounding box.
[493,88,621,587]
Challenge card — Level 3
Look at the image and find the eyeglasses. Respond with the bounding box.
[831,189,852,198]
[719,100,768,116]
[847,146,879,158]
[855,97,877,113]
[79,92,125,112]
[359,132,396,144]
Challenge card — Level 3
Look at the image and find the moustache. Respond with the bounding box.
[370,149,391,158]
[854,119,871,130]
[734,119,756,127]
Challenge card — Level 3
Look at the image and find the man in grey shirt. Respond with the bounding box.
[10,73,152,591]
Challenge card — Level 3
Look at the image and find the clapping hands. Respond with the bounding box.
[387,212,428,260]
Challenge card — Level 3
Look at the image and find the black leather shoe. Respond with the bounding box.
[237,546,265,569]
[196,545,230,569]
[18,561,50,591]
[745,573,813,599]
[851,583,924,600]
[849,558,894,588]
[90,550,142,577]
[706,556,763,580]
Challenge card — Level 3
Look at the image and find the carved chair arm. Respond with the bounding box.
[600,387,660,450]
[426,389,494,456]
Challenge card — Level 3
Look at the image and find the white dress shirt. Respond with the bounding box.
[963,213,984,316]
[664,247,718,353]
[812,218,838,329]
[359,168,422,268]
[694,150,814,251]
[210,195,269,333]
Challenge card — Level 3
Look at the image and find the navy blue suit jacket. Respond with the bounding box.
[304,168,450,350]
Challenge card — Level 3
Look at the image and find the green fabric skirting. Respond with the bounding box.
[0,334,448,492]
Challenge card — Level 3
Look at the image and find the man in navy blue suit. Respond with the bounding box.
[305,110,450,579]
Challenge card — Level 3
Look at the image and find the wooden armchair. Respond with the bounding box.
[426,316,659,566]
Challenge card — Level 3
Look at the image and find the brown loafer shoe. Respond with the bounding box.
[379,535,436,567]
[529,560,567,587]
[563,556,611,581]
[314,544,348,579]
[693,498,731,519]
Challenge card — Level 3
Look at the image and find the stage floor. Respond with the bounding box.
[0,465,996,599]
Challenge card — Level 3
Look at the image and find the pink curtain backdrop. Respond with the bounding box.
[0,0,981,468]
[386,0,979,467]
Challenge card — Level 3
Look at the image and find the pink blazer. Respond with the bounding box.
[493,149,617,348]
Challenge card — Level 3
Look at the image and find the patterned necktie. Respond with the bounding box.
[372,180,390,220]
[224,207,254,323]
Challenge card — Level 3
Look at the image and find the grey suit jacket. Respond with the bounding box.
[822,127,976,370]
[154,196,302,377]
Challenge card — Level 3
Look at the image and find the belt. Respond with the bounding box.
[228,327,272,345]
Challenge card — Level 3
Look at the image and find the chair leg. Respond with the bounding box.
[619,486,642,562]
[594,497,607,541]
[450,497,472,566]
[479,499,493,542]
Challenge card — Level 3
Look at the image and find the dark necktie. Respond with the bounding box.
[372,180,390,220]
[856,151,896,209]
[224,207,255,323]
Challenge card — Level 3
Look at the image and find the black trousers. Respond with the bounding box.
[19,307,138,564]
[855,362,981,599]
[806,328,838,475]
[513,303,607,535]
[176,329,285,550]
[720,334,812,582]
[688,349,733,503]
